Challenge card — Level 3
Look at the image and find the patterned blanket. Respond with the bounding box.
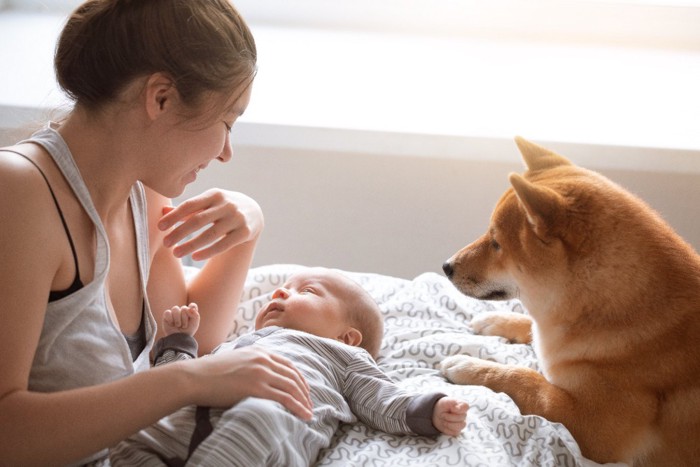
[230,264,619,467]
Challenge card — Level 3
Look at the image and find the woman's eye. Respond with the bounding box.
[224,122,232,132]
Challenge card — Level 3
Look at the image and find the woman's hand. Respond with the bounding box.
[147,187,264,354]
[158,189,264,262]
[181,347,314,421]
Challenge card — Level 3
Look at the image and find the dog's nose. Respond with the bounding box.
[443,261,453,278]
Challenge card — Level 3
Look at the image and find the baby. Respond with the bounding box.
[112,267,468,466]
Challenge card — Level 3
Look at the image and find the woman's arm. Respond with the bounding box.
[0,360,194,465]
[146,187,263,354]
[0,168,309,465]
[1,344,313,465]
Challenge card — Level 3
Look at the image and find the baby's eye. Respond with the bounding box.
[300,287,316,294]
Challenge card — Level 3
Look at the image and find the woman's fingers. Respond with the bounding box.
[158,190,261,260]
[163,209,222,250]
[173,220,248,260]
[266,352,313,409]
[243,359,313,420]
[158,194,215,232]
[262,383,313,421]
[191,348,313,420]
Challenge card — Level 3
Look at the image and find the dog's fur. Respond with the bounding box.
[440,137,700,466]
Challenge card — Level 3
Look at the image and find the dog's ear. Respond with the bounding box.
[514,136,572,172]
[509,173,565,241]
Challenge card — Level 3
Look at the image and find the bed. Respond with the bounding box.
[224,263,615,467]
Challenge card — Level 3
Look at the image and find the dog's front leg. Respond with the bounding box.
[471,312,533,344]
[440,355,653,464]
[439,355,572,415]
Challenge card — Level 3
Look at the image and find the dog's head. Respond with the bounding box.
[443,137,640,311]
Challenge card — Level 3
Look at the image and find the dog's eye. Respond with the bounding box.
[491,239,501,251]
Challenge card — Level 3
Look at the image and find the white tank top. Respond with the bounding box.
[21,123,156,465]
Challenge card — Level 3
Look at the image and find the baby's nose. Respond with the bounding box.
[272,287,290,300]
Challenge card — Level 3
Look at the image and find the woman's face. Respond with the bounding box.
[146,81,253,197]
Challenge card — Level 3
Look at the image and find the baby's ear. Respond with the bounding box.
[339,328,362,347]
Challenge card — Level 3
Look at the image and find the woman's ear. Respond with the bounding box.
[144,72,177,121]
[338,328,362,347]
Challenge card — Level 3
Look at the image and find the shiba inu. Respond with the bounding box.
[440,138,700,466]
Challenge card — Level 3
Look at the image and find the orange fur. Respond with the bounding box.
[440,137,700,466]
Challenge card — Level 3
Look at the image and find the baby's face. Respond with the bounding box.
[255,268,354,341]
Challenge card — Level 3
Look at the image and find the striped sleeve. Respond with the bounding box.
[343,352,445,436]
[153,333,199,366]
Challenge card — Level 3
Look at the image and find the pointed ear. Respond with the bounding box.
[144,72,177,121]
[509,173,566,241]
[514,136,572,172]
[338,327,363,347]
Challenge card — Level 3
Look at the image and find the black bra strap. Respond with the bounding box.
[1,149,82,293]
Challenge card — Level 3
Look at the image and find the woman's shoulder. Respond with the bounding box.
[0,143,68,245]
[0,143,55,203]
[0,144,66,295]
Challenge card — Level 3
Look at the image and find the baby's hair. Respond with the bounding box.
[55,0,256,117]
[337,274,384,360]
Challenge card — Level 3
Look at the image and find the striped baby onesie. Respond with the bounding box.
[111,327,446,466]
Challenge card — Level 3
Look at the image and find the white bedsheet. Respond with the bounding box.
[228,264,618,467]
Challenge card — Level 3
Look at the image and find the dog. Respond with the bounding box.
[440,137,700,466]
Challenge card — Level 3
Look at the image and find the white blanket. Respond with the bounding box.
[229,264,616,467]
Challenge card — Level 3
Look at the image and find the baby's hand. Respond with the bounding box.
[433,397,468,436]
[162,303,200,337]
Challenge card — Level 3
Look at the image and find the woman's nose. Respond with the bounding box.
[218,134,233,163]
[271,287,290,300]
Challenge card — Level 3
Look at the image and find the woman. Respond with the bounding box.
[0,1,312,465]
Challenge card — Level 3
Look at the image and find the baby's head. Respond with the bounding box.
[255,267,384,358]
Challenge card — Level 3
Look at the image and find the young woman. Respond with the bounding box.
[0,1,312,464]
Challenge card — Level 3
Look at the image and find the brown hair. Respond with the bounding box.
[54,0,256,115]
[341,278,384,360]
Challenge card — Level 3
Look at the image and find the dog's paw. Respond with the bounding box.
[471,312,533,344]
[440,355,496,386]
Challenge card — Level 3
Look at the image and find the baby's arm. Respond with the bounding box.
[162,303,200,337]
[432,397,468,436]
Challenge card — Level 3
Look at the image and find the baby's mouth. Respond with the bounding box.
[262,301,284,318]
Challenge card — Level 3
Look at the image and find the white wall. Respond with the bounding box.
[176,138,700,279]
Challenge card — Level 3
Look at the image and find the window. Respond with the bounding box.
[5,0,700,51]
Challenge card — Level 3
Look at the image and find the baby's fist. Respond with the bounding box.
[433,397,468,436]
[162,303,200,337]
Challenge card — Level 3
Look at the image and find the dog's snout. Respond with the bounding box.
[443,261,454,278]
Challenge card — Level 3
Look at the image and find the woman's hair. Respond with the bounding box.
[55,0,256,116]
